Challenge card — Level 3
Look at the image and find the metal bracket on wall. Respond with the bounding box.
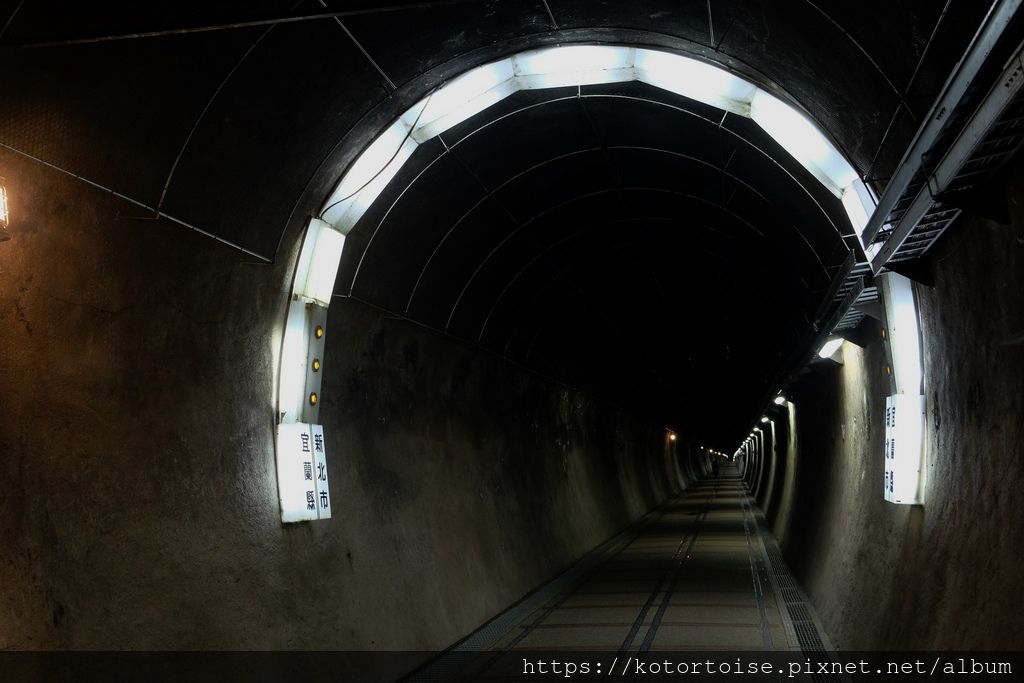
[808,5,1023,363]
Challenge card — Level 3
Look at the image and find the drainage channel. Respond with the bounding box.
[744,490,841,682]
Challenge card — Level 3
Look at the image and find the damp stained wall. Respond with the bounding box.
[0,149,676,654]
[777,170,1024,650]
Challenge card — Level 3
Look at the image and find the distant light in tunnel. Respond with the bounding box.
[0,179,9,242]
[668,432,677,442]
[818,337,844,359]
[760,416,770,423]
[773,395,787,406]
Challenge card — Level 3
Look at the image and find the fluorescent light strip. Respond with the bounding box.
[281,44,869,432]
[279,301,312,423]
[317,45,863,244]
[514,45,636,90]
[749,90,857,195]
[841,179,876,241]
[412,60,518,141]
[884,393,925,504]
[635,49,755,116]
[818,337,843,358]
[321,116,421,230]
[878,272,923,395]
[294,219,345,307]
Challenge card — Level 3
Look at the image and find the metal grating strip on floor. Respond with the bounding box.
[747,500,837,659]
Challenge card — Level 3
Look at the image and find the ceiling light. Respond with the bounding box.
[514,45,634,89]
[841,179,876,242]
[413,59,518,140]
[293,219,345,307]
[774,395,786,405]
[320,117,421,230]
[750,90,857,195]
[634,49,755,115]
[818,338,843,358]
[760,416,769,423]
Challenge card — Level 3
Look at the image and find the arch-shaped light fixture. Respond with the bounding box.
[273,44,877,522]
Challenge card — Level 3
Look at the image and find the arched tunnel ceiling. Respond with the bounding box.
[0,0,997,443]
[335,79,855,434]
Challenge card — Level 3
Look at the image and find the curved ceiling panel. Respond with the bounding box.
[322,77,847,438]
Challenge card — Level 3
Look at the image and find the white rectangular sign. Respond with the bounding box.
[884,393,925,505]
[276,422,332,523]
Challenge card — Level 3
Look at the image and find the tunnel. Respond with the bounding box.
[1,1,1023,680]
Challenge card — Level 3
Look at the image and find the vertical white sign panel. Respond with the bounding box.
[276,422,332,523]
[884,394,925,505]
[311,424,332,520]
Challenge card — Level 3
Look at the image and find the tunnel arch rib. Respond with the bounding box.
[274,43,877,514]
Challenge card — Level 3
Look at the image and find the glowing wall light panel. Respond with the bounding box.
[321,117,421,230]
[293,218,345,307]
[412,59,518,141]
[634,49,755,115]
[514,45,635,89]
[877,272,923,395]
[276,422,332,523]
[840,178,876,242]
[818,337,843,359]
[884,394,925,505]
[279,301,327,425]
[877,272,925,505]
[750,90,857,196]
[317,44,865,239]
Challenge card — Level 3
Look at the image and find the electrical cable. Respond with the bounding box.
[318,89,436,221]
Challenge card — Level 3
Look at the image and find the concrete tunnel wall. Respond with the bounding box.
[2,98,1024,658]
[2,144,1024,655]
[756,167,1024,650]
[0,151,679,651]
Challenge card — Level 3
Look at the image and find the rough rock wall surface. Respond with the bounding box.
[781,171,1024,649]
[0,152,675,652]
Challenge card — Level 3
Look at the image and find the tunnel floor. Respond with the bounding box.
[418,465,832,677]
